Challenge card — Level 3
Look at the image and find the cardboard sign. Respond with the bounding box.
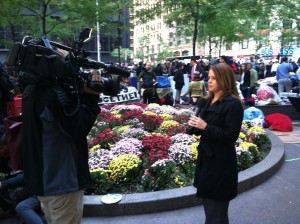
[99,86,140,104]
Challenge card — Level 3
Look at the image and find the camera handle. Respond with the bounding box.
[53,86,80,117]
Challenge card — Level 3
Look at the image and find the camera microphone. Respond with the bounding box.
[186,97,207,135]
[107,65,130,78]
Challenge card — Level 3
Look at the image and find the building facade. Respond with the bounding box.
[132,0,300,63]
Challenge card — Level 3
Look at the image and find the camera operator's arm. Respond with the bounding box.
[75,74,101,136]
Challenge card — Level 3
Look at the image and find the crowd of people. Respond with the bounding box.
[133,55,300,105]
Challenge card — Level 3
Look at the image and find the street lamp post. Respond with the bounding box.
[96,0,101,62]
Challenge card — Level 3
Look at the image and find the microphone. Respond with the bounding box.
[194,98,207,117]
[186,98,207,135]
[107,65,131,78]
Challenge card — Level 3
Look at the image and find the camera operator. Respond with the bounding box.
[22,72,101,224]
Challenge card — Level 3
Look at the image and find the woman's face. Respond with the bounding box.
[208,69,221,94]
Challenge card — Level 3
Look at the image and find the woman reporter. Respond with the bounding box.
[188,63,244,224]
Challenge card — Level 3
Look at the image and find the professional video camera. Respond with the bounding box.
[6,28,130,96]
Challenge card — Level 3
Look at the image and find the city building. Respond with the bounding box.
[132,0,300,63]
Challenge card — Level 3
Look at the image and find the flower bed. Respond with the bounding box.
[86,103,271,195]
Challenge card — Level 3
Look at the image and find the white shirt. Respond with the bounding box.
[271,63,279,72]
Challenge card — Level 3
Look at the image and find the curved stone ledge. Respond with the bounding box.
[83,130,284,217]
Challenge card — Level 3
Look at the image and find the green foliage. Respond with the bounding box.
[111,47,134,62]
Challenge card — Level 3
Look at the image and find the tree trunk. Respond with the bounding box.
[42,3,48,35]
[208,36,212,60]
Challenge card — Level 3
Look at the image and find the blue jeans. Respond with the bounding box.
[278,78,292,97]
[15,195,46,224]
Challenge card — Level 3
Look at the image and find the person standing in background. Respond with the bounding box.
[188,62,244,224]
[138,61,157,104]
[248,63,258,96]
[271,59,279,76]
[173,62,185,105]
[276,56,293,96]
[189,57,203,82]
[258,62,266,80]
[240,63,251,99]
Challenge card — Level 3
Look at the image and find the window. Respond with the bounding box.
[226,43,232,50]
[182,50,189,56]
[174,51,180,57]
[242,40,248,49]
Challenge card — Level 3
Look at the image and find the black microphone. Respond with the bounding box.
[195,98,207,117]
[107,65,131,78]
[186,98,207,135]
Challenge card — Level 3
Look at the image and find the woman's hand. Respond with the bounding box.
[188,115,207,130]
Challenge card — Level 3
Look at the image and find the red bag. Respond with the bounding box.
[4,115,23,171]
[264,113,292,132]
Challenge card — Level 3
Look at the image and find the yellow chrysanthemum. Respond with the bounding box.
[143,111,157,116]
[90,168,110,175]
[174,176,185,188]
[242,121,250,128]
[89,144,101,154]
[240,141,255,149]
[110,110,119,115]
[239,132,247,141]
[193,134,201,140]
[114,125,131,134]
[190,142,199,160]
[108,154,141,183]
[159,113,174,120]
[160,120,179,131]
[148,103,160,107]
[248,126,266,135]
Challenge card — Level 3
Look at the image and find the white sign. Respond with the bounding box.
[99,86,140,104]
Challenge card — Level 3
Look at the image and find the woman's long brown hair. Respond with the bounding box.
[206,63,241,102]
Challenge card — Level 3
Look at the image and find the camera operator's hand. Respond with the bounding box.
[82,81,100,95]
[81,72,102,95]
[91,71,101,81]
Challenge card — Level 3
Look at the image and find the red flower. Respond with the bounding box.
[91,128,120,149]
[163,124,187,136]
[142,134,171,164]
[141,114,164,132]
[173,114,190,124]
[122,109,143,120]
[101,116,123,128]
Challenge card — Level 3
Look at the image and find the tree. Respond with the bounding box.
[156,39,173,62]
[136,35,150,61]
[0,0,116,46]
[0,0,33,47]
[101,0,133,65]
[111,47,133,63]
